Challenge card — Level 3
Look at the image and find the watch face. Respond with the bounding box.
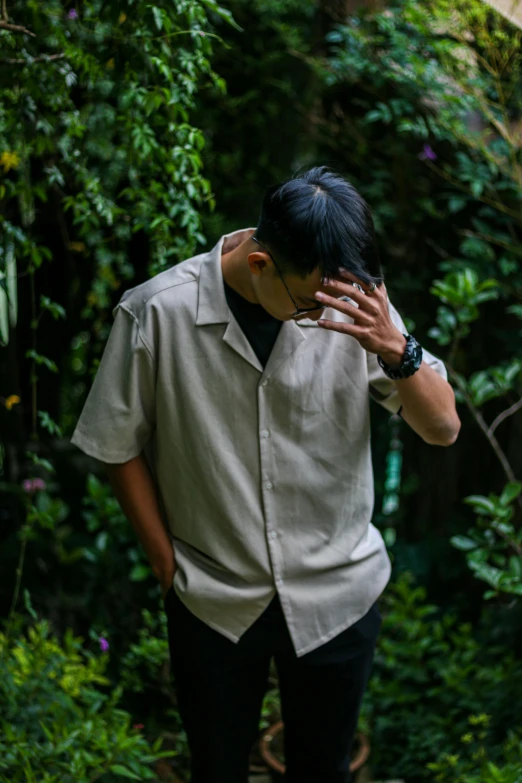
[412,340,423,362]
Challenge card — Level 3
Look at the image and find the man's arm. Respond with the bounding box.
[104,454,176,596]
[395,363,460,446]
[315,274,461,448]
[379,336,461,447]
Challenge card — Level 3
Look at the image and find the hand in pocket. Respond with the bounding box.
[160,561,177,603]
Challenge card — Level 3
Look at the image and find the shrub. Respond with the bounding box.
[427,714,522,782]
[0,602,177,782]
[365,572,522,781]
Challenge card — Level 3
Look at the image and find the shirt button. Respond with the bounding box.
[261,380,269,387]
[261,429,270,438]
[268,530,278,540]
[265,481,273,490]
[275,578,284,588]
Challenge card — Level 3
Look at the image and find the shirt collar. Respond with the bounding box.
[195,227,314,377]
[196,227,257,326]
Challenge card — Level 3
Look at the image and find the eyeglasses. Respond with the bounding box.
[251,236,327,316]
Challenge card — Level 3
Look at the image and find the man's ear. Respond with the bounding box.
[247,251,270,276]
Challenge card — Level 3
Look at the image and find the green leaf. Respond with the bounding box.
[40,295,66,320]
[463,495,497,515]
[447,198,467,213]
[491,520,514,536]
[129,564,150,581]
[151,7,163,30]
[37,410,63,436]
[473,290,498,304]
[25,452,56,475]
[96,531,109,552]
[508,557,522,579]
[470,561,503,588]
[451,535,477,551]
[506,361,522,383]
[486,761,503,780]
[25,350,58,374]
[109,765,142,780]
[470,180,484,198]
[383,527,396,547]
[507,304,522,319]
[499,482,522,507]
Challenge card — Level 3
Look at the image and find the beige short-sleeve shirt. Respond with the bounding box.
[70,227,448,656]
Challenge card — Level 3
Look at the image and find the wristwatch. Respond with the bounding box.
[377,333,423,380]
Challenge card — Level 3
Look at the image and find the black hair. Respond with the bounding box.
[255,165,384,285]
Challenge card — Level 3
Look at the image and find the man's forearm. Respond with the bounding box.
[104,454,175,582]
[375,327,460,446]
[393,361,461,446]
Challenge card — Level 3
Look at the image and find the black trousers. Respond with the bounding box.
[164,588,381,783]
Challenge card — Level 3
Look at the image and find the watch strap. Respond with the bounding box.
[377,334,423,380]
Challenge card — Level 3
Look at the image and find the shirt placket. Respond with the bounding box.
[258,377,284,591]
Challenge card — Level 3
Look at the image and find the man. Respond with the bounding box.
[70,166,460,782]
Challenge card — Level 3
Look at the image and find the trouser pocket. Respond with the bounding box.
[163,585,174,607]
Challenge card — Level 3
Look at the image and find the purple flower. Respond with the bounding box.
[22,477,47,494]
[418,144,437,161]
[99,637,109,652]
[67,8,78,20]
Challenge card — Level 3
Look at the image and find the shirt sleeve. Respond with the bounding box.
[367,297,448,415]
[69,303,156,463]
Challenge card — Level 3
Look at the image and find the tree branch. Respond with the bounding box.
[446,364,522,511]
[2,53,66,64]
[0,20,36,36]
[488,397,522,438]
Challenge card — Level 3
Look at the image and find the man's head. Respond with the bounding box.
[246,166,384,321]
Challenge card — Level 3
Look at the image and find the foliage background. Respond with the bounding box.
[1,0,522,780]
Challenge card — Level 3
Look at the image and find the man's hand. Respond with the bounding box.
[314,268,461,446]
[314,269,406,363]
[159,562,177,602]
[104,456,182,600]
[154,550,177,602]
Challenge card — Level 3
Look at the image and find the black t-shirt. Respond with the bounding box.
[223,281,282,368]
